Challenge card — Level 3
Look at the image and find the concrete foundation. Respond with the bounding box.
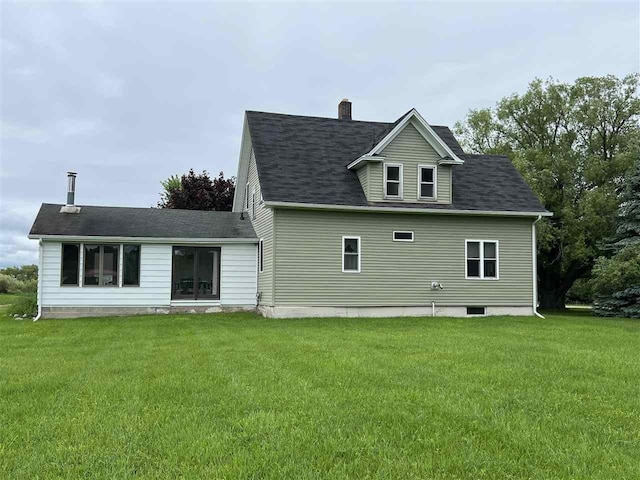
[258,305,535,318]
[40,305,257,319]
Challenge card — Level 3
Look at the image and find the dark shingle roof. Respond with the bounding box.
[246,111,546,213]
[29,204,257,239]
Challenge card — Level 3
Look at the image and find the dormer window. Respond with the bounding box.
[418,165,437,200]
[384,163,403,199]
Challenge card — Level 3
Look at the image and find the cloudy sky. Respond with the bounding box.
[1,1,638,267]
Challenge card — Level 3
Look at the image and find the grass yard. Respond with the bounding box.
[1,312,638,479]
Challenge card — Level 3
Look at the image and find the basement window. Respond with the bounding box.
[384,163,403,199]
[467,306,486,315]
[393,231,414,242]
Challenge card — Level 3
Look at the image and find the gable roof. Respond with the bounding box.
[246,110,549,215]
[29,204,257,240]
[355,109,464,166]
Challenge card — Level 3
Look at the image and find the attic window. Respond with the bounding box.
[418,165,437,200]
[384,164,403,199]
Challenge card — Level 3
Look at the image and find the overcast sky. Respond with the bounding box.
[1,1,638,267]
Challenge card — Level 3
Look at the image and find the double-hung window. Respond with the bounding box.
[466,240,499,279]
[84,244,119,286]
[342,236,361,273]
[418,165,436,200]
[384,164,403,199]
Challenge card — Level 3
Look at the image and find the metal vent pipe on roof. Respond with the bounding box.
[66,172,77,206]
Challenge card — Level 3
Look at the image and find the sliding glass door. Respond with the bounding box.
[171,247,220,300]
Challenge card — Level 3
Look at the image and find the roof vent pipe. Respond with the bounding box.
[66,171,77,206]
[60,172,81,214]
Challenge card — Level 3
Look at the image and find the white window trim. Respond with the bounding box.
[341,236,361,273]
[258,238,264,273]
[392,231,414,242]
[383,163,403,200]
[465,239,500,280]
[245,182,250,211]
[417,164,437,201]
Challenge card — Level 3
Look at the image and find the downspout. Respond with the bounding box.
[532,215,544,319]
[431,301,435,317]
[33,239,43,322]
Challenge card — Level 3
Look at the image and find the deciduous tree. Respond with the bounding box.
[455,74,640,309]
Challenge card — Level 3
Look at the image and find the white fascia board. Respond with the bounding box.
[264,201,553,218]
[232,114,252,212]
[28,235,259,244]
[366,109,464,165]
[346,155,386,170]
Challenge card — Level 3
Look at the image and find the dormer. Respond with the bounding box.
[348,109,463,205]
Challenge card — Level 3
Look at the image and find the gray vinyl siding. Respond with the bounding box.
[247,149,275,306]
[368,122,452,204]
[356,164,369,198]
[273,209,533,307]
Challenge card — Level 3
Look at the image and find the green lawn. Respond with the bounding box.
[1,313,638,479]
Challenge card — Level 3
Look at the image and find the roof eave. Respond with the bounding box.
[346,155,386,170]
[27,234,259,243]
[264,201,552,218]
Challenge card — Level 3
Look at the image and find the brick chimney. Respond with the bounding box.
[338,99,352,120]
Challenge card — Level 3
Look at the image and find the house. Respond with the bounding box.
[29,100,551,319]
[234,100,550,318]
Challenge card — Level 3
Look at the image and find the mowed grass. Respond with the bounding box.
[1,313,638,479]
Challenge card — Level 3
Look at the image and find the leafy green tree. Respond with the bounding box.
[0,264,38,282]
[455,74,640,309]
[158,170,236,211]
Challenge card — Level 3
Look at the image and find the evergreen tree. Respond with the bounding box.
[593,159,640,318]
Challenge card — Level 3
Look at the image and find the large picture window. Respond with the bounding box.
[466,240,499,279]
[342,236,361,273]
[172,246,221,300]
[60,243,80,286]
[384,164,403,199]
[84,244,119,286]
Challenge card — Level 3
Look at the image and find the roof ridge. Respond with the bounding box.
[246,110,392,125]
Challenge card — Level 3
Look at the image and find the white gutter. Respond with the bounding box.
[532,215,544,319]
[33,239,43,322]
[264,201,553,218]
[27,235,259,244]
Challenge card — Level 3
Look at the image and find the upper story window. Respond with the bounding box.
[342,236,361,273]
[418,165,437,200]
[245,182,250,210]
[466,240,499,279]
[384,163,403,199]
